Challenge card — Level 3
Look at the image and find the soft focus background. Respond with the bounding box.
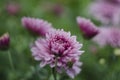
[0,0,120,80]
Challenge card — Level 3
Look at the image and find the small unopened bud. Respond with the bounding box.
[76,17,99,39]
[0,33,10,51]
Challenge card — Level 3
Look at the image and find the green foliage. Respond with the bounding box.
[0,0,120,80]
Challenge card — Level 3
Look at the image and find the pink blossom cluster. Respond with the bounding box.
[76,17,120,48]
[81,0,120,48]
[89,0,120,25]
[21,17,84,78]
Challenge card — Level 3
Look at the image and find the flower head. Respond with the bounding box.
[77,17,99,39]
[89,2,120,25]
[31,29,83,78]
[21,17,53,36]
[0,33,10,51]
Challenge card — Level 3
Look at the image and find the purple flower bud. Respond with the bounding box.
[21,17,53,36]
[77,17,99,39]
[0,33,10,51]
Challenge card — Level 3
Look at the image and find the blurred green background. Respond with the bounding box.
[0,0,120,80]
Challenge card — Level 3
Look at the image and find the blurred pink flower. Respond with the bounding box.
[21,17,53,36]
[92,27,110,47]
[0,33,10,51]
[31,29,84,78]
[89,2,120,25]
[93,27,120,47]
[105,0,120,4]
[77,17,99,39]
[6,3,20,15]
[52,4,64,16]
[96,0,120,4]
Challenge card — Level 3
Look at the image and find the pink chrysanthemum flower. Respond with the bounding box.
[0,33,10,51]
[31,29,84,78]
[77,17,99,39]
[89,2,120,25]
[93,27,120,47]
[21,17,53,36]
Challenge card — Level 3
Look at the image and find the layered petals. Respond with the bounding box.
[21,17,53,36]
[31,29,84,78]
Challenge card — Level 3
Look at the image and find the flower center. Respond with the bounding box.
[50,35,71,57]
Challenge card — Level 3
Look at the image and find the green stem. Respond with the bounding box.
[52,67,57,80]
[35,66,41,80]
[7,50,15,71]
[52,57,58,80]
